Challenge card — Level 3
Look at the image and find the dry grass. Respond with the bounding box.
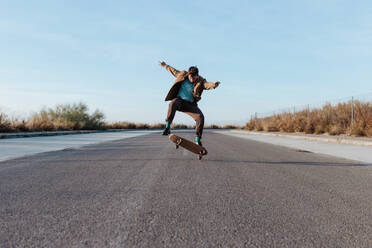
[0,103,105,132]
[104,123,242,130]
[104,122,190,129]
[1,103,242,132]
[204,124,242,129]
[246,100,372,137]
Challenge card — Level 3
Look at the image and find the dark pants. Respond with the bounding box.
[166,98,204,138]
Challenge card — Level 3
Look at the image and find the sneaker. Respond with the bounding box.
[196,140,203,147]
[162,128,170,136]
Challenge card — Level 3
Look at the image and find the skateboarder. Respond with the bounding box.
[159,61,220,147]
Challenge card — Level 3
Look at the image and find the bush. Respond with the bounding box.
[173,124,191,129]
[135,123,150,129]
[47,103,105,130]
[105,122,136,129]
[304,122,315,134]
[329,125,343,136]
[27,109,58,131]
[24,103,105,131]
[245,120,255,130]
[246,100,372,137]
[206,124,221,129]
[0,112,12,132]
[149,123,165,129]
[349,123,366,137]
[222,124,241,129]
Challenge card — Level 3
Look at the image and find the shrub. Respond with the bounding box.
[206,124,221,129]
[173,124,191,129]
[349,123,366,137]
[222,124,241,129]
[245,120,255,130]
[246,100,372,137]
[0,112,12,132]
[105,122,136,129]
[304,122,315,134]
[329,125,344,136]
[11,119,28,132]
[135,123,150,129]
[47,103,105,130]
[27,110,56,131]
[149,123,165,129]
[23,103,105,131]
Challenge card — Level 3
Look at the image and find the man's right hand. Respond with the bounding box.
[159,61,167,67]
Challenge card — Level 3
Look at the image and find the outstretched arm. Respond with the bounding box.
[204,81,221,90]
[158,61,181,78]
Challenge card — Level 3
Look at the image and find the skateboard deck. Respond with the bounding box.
[169,134,208,160]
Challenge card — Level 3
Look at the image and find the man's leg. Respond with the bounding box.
[163,98,183,135]
[183,102,204,145]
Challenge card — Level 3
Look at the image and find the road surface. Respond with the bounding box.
[1,131,371,247]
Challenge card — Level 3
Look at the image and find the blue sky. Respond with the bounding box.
[1,0,371,125]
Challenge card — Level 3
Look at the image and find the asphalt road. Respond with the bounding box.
[1,131,371,247]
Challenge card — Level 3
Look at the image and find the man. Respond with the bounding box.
[159,61,220,147]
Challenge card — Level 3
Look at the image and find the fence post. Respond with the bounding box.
[307,104,310,119]
[351,96,354,126]
[254,112,257,127]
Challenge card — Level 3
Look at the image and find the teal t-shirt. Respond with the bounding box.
[177,78,194,102]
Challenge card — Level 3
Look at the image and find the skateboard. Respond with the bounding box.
[169,134,208,160]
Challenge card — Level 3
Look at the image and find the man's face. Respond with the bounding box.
[188,73,199,83]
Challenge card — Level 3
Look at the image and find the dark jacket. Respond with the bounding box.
[164,65,217,102]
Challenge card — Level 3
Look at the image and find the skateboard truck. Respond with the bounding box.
[175,138,183,149]
[198,151,203,160]
[198,149,208,160]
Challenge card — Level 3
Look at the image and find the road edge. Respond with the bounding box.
[229,130,372,146]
